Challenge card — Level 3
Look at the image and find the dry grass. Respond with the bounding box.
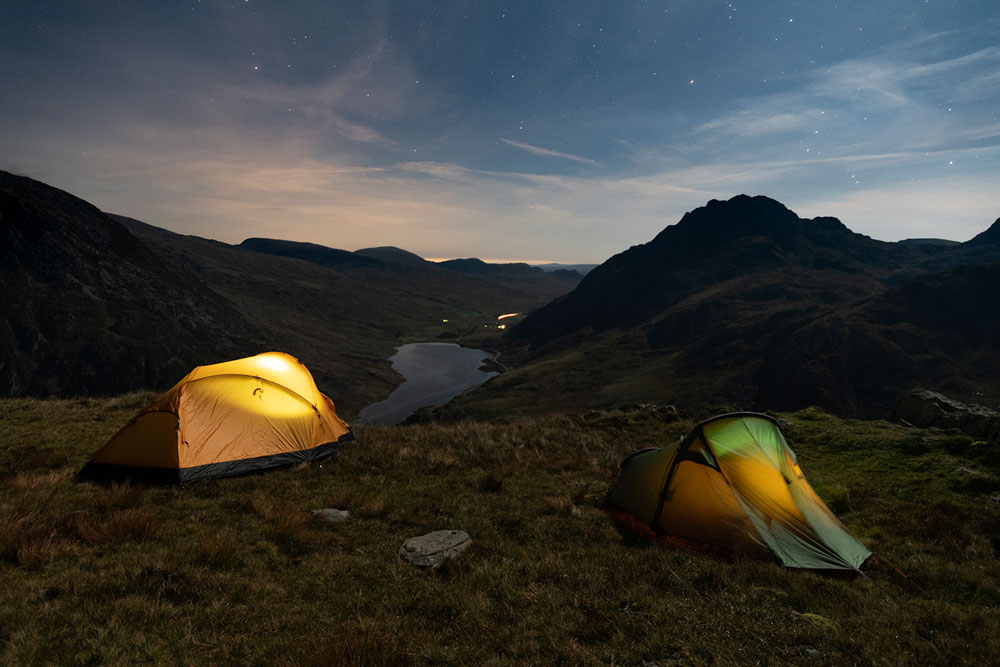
[0,397,998,664]
[0,511,77,568]
[73,509,161,544]
[302,620,412,667]
[195,528,243,569]
[251,494,313,544]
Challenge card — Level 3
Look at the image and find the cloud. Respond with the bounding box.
[501,139,603,166]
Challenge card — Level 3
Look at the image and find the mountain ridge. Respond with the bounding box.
[442,194,1000,419]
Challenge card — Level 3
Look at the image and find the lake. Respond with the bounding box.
[356,342,499,425]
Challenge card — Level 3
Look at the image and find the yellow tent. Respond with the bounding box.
[605,413,870,571]
[78,352,353,483]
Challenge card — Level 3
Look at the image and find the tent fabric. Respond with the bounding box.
[78,352,353,483]
[606,412,870,571]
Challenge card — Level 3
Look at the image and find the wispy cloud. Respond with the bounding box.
[687,39,1000,173]
[501,139,603,166]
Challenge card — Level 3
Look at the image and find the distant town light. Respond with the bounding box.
[442,319,449,323]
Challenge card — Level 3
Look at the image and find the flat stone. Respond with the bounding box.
[311,508,350,524]
[399,529,470,568]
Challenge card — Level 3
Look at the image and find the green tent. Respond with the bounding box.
[605,413,870,571]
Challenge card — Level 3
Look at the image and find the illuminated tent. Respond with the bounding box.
[78,352,353,484]
[605,413,870,570]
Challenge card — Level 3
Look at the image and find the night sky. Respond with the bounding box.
[2,2,998,263]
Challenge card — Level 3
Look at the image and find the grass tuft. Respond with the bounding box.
[305,620,411,667]
[817,482,852,515]
[1,470,68,491]
[0,511,76,567]
[475,470,505,493]
[194,528,243,569]
[90,481,144,512]
[73,509,161,544]
[252,494,312,544]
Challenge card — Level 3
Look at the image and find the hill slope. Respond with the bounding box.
[444,195,1000,419]
[0,171,256,396]
[354,245,431,267]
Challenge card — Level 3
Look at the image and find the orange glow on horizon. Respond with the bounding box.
[497,313,520,321]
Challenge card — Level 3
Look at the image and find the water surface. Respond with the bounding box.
[357,343,498,425]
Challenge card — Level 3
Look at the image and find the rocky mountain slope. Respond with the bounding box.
[0,171,256,396]
[444,196,1000,419]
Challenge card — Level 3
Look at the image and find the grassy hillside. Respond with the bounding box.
[1,397,998,664]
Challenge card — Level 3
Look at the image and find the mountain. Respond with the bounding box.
[440,195,1000,420]
[532,262,599,275]
[354,245,431,267]
[436,257,582,287]
[1,171,580,413]
[0,171,255,396]
[239,239,580,306]
[965,217,1000,247]
[512,195,918,346]
[898,238,960,247]
[241,238,383,270]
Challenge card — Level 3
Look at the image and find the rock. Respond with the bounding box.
[311,508,350,524]
[894,389,1000,443]
[399,529,470,568]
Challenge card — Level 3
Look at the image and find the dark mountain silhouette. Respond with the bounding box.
[437,257,582,284]
[512,195,921,346]
[354,245,431,267]
[532,262,599,275]
[442,195,1000,420]
[0,171,255,396]
[965,217,1000,247]
[245,239,582,301]
[241,238,382,270]
[898,238,960,247]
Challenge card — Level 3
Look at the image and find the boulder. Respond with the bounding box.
[399,529,470,568]
[894,389,1000,443]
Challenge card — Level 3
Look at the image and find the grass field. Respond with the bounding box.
[1,396,998,664]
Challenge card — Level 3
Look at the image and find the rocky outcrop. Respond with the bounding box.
[0,171,256,396]
[894,389,1000,443]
